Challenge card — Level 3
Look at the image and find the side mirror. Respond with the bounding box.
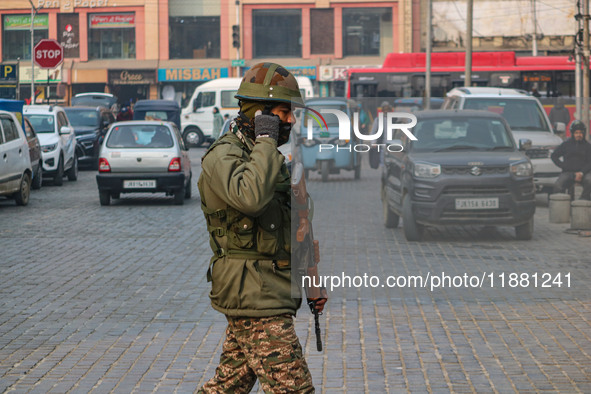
[554,122,566,134]
[60,126,72,135]
[519,138,532,151]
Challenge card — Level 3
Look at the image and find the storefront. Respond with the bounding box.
[108,69,155,105]
[157,66,229,108]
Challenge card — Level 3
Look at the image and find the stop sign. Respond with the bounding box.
[34,39,63,69]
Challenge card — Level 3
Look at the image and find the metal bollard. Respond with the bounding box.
[571,200,591,230]
[549,193,571,223]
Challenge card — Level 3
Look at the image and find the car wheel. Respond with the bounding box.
[31,163,42,190]
[515,218,534,240]
[402,193,423,241]
[321,160,329,183]
[383,189,399,228]
[67,154,78,181]
[174,187,185,205]
[14,173,31,206]
[184,173,192,199]
[53,157,64,186]
[99,190,111,206]
[183,127,204,148]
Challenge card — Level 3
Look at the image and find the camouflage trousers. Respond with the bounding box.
[198,314,314,393]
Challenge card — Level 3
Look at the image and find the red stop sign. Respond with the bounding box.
[34,39,63,69]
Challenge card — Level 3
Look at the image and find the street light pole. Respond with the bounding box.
[28,0,38,105]
[465,0,473,87]
[425,0,432,109]
[583,0,590,137]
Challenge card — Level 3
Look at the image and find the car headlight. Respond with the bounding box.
[42,143,58,153]
[510,161,533,177]
[413,162,441,178]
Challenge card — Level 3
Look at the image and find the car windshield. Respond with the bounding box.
[65,109,99,127]
[463,98,550,132]
[72,95,116,108]
[106,125,174,148]
[24,114,54,133]
[410,117,515,152]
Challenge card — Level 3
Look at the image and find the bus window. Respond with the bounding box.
[522,72,552,97]
[555,71,575,97]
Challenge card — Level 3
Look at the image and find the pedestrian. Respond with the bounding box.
[551,120,591,200]
[197,62,326,393]
[212,107,224,140]
[116,105,133,121]
[548,97,571,131]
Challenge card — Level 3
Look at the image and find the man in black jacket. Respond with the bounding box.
[551,120,591,200]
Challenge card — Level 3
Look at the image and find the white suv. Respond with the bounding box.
[442,87,563,193]
[0,110,32,205]
[24,105,78,186]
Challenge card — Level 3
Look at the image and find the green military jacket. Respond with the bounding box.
[198,130,301,317]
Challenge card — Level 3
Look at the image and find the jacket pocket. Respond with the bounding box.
[256,201,282,256]
[228,216,254,249]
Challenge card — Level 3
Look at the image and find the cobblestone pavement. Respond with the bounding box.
[0,150,589,393]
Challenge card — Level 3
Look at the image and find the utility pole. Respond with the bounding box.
[425,0,432,109]
[576,4,583,121]
[583,0,590,137]
[28,0,38,105]
[465,0,473,87]
[531,0,538,56]
[235,0,240,78]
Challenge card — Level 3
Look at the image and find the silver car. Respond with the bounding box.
[95,121,192,206]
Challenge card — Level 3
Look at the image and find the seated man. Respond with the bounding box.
[551,120,591,200]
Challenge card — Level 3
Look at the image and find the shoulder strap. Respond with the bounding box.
[201,133,248,163]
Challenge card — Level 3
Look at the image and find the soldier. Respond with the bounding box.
[197,62,326,393]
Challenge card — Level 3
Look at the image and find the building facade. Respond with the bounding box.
[0,0,416,104]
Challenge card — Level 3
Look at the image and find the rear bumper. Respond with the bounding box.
[96,172,185,193]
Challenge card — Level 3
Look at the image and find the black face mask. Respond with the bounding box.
[278,122,292,146]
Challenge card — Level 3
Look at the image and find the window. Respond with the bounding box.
[196,92,215,108]
[311,9,334,54]
[169,16,220,59]
[2,14,49,60]
[24,118,36,139]
[57,112,68,129]
[88,13,135,59]
[342,8,392,56]
[0,116,19,142]
[253,10,301,58]
[221,90,239,108]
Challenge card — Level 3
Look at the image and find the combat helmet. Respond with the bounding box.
[570,119,586,135]
[235,62,304,107]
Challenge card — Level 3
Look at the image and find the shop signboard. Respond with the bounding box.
[19,65,62,84]
[109,69,155,85]
[318,65,380,81]
[3,14,49,30]
[58,14,80,58]
[90,14,135,29]
[286,66,317,79]
[157,67,229,82]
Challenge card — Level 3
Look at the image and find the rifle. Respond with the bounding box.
[291,162,327,352]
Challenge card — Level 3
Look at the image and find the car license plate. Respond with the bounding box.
[124,180,156,189]
[455,197,499,210]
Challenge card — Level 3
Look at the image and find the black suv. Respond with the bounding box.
[64,106,115,169]
[381,110,536,241]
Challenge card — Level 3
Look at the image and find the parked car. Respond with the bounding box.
[0,99,42,190]
[24,105,78,186]
[296,98,361,181]
[96,121,192,206]
[133,100,181,129]
[442,87,563,193]
[23,117,43,190]
[0,110,32,205]
[381,110,536,241]
[64,106,115,169]
[71,92,118,110]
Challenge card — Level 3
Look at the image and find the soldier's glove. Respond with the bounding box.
[254,111,280,143]
[308,297,327,314]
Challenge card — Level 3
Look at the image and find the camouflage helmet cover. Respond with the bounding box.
[235,62,304,107]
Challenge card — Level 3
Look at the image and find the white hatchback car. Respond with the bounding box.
[0,110,33,205]
[96,121,192,205]
[24,105,78,186]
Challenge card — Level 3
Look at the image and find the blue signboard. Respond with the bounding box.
[286,66,316,79]
[0,63,18,82]
[158,67,229,82]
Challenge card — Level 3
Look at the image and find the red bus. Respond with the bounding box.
[346,51,578,100]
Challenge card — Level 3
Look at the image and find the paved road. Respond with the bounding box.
[0,149,589,393]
